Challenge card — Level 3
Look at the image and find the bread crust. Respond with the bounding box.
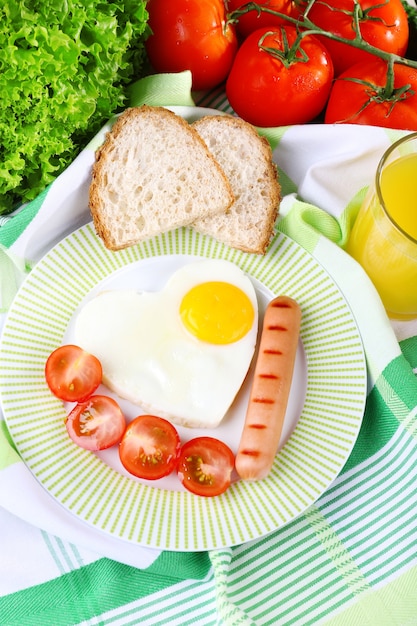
[89,106,234,250]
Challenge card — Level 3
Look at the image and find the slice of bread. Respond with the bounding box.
[89,106,234,250]
[191,115,281,254]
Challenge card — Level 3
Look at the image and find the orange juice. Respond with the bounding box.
[346,139,417,320]
[380,154,417,240]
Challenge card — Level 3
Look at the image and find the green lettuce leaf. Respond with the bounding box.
[0,0,150,214]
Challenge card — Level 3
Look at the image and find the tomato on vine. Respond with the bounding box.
[226,25,334,126]
[226,0,295,39]
[306,0,409,76]
[145,0,238,90]
[325,58,417,130]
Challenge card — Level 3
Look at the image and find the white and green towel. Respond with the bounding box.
[0,72,416,625]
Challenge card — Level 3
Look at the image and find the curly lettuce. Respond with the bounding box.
[0,0,150,214]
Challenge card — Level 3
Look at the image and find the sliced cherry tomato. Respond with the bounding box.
[145,0,238,90]
[226,25,334,126]
[227,0,294,39]
[45,344,102,402]
[65,395,126,451]
[306,0,409,76]
[325,59,417,130]
[119,415,181,480]
[177,437,235,497]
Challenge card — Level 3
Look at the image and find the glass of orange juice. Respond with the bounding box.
[345,132,417,320]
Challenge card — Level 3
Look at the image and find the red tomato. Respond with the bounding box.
[325,59,417,130]
[306,0,409,76]
[227,0,294,39]
[65,395,126,451]
[177,437,235,497]
[145,0,238,90]
[45,344,102,403]
[226,25,334,127]
[119,415,181,480]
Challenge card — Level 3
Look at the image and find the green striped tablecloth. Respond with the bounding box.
[0,72,416,625]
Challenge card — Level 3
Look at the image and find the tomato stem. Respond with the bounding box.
[385,54,396,96]
[258,27,309,67]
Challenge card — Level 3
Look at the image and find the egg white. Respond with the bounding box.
[74,259,258,428]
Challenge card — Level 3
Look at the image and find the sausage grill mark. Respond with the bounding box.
[272,301,292,309]
[241,449,261,457]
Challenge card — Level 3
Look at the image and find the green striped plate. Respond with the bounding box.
[0,224,367,551]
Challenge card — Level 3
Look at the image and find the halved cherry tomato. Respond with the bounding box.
[177,437,235,497]
[65,395,126,451]
[45,344,102,402]
[119,415,181,480]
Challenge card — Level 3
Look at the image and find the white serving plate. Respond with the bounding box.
[0,221,367,551]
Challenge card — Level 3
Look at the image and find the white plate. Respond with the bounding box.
[0,222,367,551]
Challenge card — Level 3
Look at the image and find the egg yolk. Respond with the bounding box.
[179,281,255,345]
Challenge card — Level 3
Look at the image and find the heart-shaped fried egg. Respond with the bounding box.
[74,259,258,428]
